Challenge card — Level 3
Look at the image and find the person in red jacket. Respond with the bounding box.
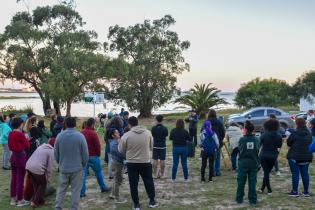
[80,118,111,197]
[8,117,30,207]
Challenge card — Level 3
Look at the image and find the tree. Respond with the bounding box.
[292,70,315,104]
[0,3,111,116]
[175,83,227,118]
[235,78,291,108]
[107,15,190,118]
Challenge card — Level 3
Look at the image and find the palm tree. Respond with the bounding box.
[175,83,228,118]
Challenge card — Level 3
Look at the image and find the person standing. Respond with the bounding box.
[151,115,168,179]
[236,121,260,205]
[225,123,243,172]
[50,115,57,134]
[186,110,198,148]
[54,117,89,210]
[287,118,313,197]
[122,111,130,131]
[0,115,12,170]
[200,121,219,182]
[8,117,30,207]
[24,116,41,159]
[37,120,51,145]
[258,119,282,195]
[170,119,191,182]
[118,116,157,210]
[109,129,127,203]
[207,109,225,176]
[25,143,54,208]
[80,118,111,198]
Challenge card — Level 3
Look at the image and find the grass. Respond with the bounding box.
[1,109,314,210]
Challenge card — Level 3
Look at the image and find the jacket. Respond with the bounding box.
[0,121,12,145]
[187,115,198,129]
[238,134,260,169]
[81,127,101,157]
[259,131,282,159]
[207,117,225,148]
[151,124,169,148]
[109,139,125,164]
[225,126,242,150]
[287,128,313,163]
[118,126,153,163]
[169,128,191,147]
[26,143,54,179]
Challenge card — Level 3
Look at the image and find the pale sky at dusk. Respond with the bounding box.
[1,0,315,91]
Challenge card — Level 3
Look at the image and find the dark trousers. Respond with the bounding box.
[28,171,47,206]
[231,148,239,170]
[260,156,277,193]
[236,167,258,204]
[201,153,215,181]
[274,159,279,172]
[127,163,155,207]
[189,128,197,147]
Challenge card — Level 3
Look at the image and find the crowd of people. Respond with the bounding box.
[1,107,315,209]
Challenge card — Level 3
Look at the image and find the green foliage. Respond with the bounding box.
[0,105,33,115]
[175,83,227,118]
[235,78,292,108]
[107,15,190,118]
[0,3,111,116]
[292,70,315,103]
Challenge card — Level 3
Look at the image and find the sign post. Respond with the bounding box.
[83,92,105,118]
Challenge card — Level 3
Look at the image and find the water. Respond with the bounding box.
[0,92,236,117]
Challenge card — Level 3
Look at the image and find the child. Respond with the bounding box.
[199,121,219,182]
[108,129,127,203]
[236,121,260,205]
[8,117,30,207]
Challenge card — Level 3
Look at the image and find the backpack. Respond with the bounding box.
[202,133,217,156]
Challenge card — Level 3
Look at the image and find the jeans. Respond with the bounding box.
[55,171,83,210]
[127,163,155,207]
[214,148,221,175]
[2,144,10,168]
[231,148,239,170]
[81,156,107,196]
[288,159,310,193]
[172,146,188,180]
[260,156,277,192]
[201,152,215,181]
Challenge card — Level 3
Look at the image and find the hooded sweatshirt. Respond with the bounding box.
[287,128,313,162]
[226,125,243,150]
[26,143,54,179]
[118,126,153,163]
[0,121,12,145]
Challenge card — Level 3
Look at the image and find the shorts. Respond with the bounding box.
[152,148,166,160]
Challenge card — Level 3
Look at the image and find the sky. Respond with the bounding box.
[1,0,315,91]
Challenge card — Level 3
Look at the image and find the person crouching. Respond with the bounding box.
[25,143,54,208]
[236,121,260,205]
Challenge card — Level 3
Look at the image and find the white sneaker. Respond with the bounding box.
[10,198,17,206]
[17,200,30,207]
[276,171,281,176]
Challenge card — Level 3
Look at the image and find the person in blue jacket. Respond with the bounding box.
[0,115,12,170]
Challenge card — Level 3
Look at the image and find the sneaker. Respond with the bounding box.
[171,179,176,183]
[276,171,281,176]
[149,200,158,208]
[303,192,310,197]
[16,200,30,207]
[133,204,140,210]
[159,174,165,179]
[101,187,112,193]
[10,198,17,206]
[257,189,263,194]
[208,180,213,183]
[288,191,299,197]
[3,166,11,170]
[216,172,222,176]
[109,195,115,199]
[267,191,272,196]
[184,179,190,182]
[115,197,127,204]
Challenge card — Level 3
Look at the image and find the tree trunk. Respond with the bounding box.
[66,98,72,117]
[53,100,61,116]
[34,87,51,115]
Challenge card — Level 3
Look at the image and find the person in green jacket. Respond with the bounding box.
[0,115,12,170]
[37,120,51,145]
[236,120,260,205]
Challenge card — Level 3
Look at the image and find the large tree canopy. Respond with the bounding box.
[292,70,315,103]
[0,3,111,116]
[106,15,190,118]
[235,78,292,109]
